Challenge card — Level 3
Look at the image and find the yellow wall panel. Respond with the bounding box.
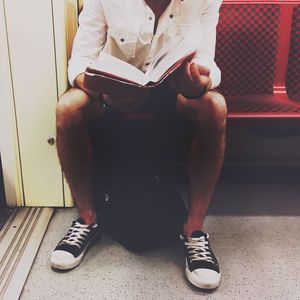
[78,0,84,11]
[0,0,24,206]
[4,0,64,206]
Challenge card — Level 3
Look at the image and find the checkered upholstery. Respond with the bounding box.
[215,4,281,96]
[227,95,300,114]
[286,5,300,102]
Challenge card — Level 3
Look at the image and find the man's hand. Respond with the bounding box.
[75,73,102,98]
[168,62,212,99]
[75,73,149,112]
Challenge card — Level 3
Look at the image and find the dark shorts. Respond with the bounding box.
[136,85,181,116]
[89,85,194,180]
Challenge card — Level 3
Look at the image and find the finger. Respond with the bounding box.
[191,64,212,89]
[190,64,203,86]
[184,62,192,82]
[177,93,189,106]
[177,93,198,114]
[196,65,211,76]
[199,75,211,88]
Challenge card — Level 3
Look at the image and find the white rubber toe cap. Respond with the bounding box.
[50,250,78,270]
[186,268,221,289]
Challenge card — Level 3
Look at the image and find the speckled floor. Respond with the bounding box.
[21,183,300,300]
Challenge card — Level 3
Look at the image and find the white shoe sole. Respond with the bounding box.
[51,251,85,270]
[50,232,100,270]
[185,266,221,289]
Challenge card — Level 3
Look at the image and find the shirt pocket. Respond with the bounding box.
[107,27,138,59]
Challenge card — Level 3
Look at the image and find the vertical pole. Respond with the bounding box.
[273,4,295,101]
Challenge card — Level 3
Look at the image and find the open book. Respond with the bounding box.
[83,36,196,96]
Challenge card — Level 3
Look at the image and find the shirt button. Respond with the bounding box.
[120,38,125,42]
[169,14,174,18]
[149,16,153,20]
[145,62,150,66]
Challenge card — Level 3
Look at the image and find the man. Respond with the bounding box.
[51,0,227,290]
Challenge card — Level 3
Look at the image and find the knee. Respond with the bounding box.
[56,88,91,131]
[179,91,227,132]
[202,91,227,129]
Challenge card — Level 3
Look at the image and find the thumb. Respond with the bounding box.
[176,93,197,116]
[177,93,188,105]
[177,93,197,107]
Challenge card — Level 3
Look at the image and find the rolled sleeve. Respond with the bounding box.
[191,0,222,89]
[68,0,107,86]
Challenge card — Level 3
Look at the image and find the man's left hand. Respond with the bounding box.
[168,62,212,98]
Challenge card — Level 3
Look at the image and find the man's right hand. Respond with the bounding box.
[75,73,149,113]
[75,73,101,99]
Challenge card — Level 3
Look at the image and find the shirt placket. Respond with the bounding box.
[143,0,183,70]
[142,5,155,70]
[154,0,183,37]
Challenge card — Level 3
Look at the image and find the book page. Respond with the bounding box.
[89,52,149,85]
[146,36,196,84]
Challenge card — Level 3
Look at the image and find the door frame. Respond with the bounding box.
[0,0,23,207]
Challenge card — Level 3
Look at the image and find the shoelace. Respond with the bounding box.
[59,221,91,248]
[185,236,214,263]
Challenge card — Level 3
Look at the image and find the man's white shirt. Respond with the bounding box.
[68,0,222,88]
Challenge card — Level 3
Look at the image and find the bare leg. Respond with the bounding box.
[56,88,105,224]
[176,91,227,236]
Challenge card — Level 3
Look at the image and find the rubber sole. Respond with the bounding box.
[51,251,85,270]
[185,266,221,290]
[50,231,101,270]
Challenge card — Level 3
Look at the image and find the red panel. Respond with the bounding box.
[286,5,300,101]
[273,4,295,100]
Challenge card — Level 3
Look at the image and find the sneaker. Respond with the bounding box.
[50,218,101,270]
[180,230,221,289]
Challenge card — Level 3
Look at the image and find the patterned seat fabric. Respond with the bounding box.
[215,4,281,97]
[226,95,300,115]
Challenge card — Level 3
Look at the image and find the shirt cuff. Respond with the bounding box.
[68,58,94,87]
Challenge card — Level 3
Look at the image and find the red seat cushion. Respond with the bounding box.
[227,94,300,119]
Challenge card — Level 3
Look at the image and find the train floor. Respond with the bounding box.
[21,182,300,300]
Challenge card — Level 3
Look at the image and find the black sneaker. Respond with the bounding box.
[180,230,221,289]
[50,218,101,270]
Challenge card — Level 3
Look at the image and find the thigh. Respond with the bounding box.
[57,87,106,122]
[175,90,227,129]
